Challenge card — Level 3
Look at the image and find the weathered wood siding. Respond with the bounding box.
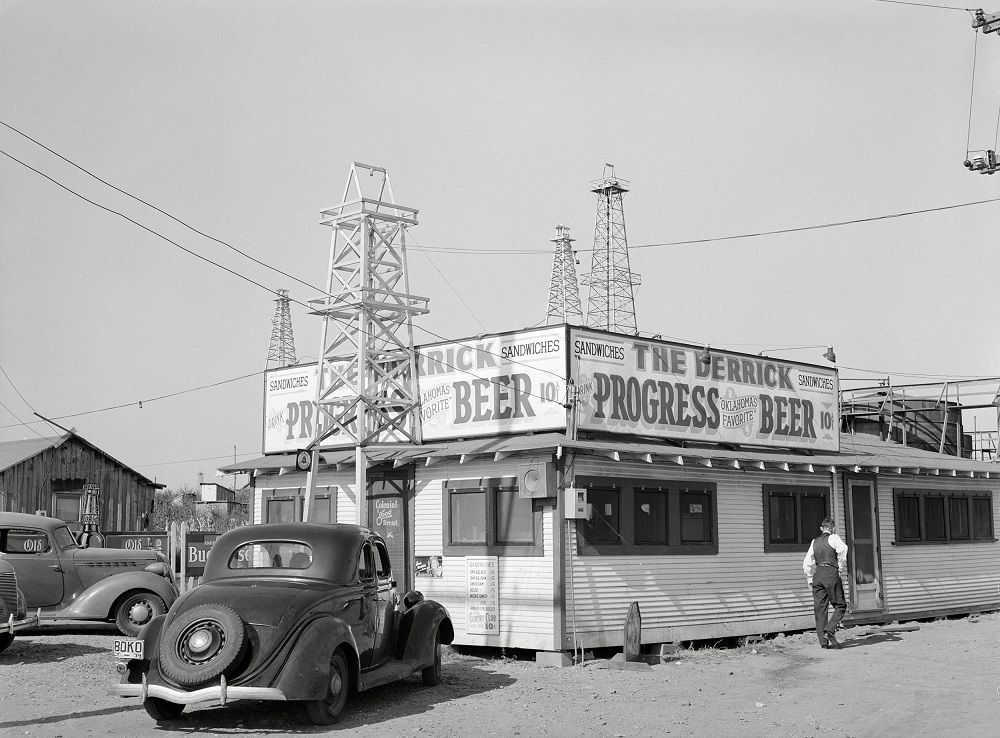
[0,436,158,532]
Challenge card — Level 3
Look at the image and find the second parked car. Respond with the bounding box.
[0,512,178,636]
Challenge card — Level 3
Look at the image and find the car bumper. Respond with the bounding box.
[0,610,41,635]
[109,673,287,706]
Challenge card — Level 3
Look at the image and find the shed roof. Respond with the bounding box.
[0,432,163,488]
[220,432,998,480]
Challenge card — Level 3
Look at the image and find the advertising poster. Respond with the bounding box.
[570,328,839,452]
[263,363,357,454]
[416,327,568,441]
[466,556,499,635]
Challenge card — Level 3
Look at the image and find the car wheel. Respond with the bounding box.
[143,697,185,722]
[115,592,167,637]
[305,649,350,725]
[158,603,246,686]
[421,630,443,686]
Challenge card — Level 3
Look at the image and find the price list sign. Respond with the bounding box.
[465,556,499,635]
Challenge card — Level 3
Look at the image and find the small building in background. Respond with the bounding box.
[0,431,163,534]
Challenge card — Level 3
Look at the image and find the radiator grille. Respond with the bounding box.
[0,570,17,614]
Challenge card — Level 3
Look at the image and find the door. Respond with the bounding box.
[367,469,412,592]
[845,476,884,613]
[369,539,397,668]
[0,526,65,607]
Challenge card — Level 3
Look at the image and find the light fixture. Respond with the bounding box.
[698,345,712,366]
[823,345,837,363]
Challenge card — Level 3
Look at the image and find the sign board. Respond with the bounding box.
[465,556,500,635]
[82,513,101,526]
[185,532,221,577]
[369,490,405,582]
[417,327,567,441]
[104,532,167,553]
[571,328,839,452]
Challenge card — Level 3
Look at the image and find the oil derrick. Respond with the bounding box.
[582,164,641,333]
[303,163,429,523]
[545,224,583,325]
[266,288,297,368]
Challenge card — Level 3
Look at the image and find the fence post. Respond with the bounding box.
[179,521,188,594]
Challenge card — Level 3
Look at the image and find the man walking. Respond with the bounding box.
[802,517,848,648]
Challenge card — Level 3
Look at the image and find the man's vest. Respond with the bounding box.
[812,532,838,568]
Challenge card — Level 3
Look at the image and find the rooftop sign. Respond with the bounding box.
[571,328,839,452]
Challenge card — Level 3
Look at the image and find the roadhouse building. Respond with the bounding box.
[223,325,998,657]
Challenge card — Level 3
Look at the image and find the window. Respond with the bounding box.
[358,543,375,581]
[443,477,543,556]
[373,539,392,580]
[53,493,82,524]
[0,528,50,554]
[262,487,337,524]
[763,485,831,553]
[893,489,995,544]
[228,541,312,569]
[575,477,718,555]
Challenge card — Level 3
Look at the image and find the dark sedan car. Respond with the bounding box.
[111,522,454,725]
[0,512,177,637]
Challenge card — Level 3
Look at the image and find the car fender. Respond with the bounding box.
[271,615,361,701]
[121,615,167,684]
[55,572,177,620]
[395,599,453,665]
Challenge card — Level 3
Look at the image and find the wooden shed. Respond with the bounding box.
[0,431,163,534]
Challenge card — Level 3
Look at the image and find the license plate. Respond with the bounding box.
[112,638,144,660]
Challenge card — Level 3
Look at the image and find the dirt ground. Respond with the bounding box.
[0,613,997,738]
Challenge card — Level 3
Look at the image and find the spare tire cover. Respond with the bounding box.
[158,603,247,686]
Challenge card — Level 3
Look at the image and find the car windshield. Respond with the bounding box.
[228,541,313,570]
[53,526,79,550]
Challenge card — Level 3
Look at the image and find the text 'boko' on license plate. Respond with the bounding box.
[112,638,144,660]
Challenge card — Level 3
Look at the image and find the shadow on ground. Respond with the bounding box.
[138,660,516,734]
[1,636,111,663]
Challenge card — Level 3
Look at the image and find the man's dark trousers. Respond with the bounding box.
[812,566,847,644]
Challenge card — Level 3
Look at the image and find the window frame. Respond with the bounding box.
[574,476,718,556]
[261,486,337,524]
[892,489,995,544]
[762,485,832,553]
[443,477,544,557]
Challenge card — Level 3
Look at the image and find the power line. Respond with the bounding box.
[0,120,327,299]
[0,138,572,402]
[872,0,974,11]
[5,127,997,419]
[407,198,1000,254]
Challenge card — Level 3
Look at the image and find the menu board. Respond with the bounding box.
[466,556,499,635]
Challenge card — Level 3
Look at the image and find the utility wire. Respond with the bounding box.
[873,0,975,10]
[405,197,1000,255]
[0,141,573,403]
[4,127,997,419]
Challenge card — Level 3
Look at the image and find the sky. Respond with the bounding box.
[1,0,998,491]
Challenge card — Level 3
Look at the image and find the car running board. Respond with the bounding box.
[358,659,419,692]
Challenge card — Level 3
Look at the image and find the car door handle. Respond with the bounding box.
[48,564,62,571]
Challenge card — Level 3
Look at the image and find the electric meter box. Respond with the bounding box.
[564,487,589,519]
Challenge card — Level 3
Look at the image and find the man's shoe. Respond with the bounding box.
[825,632,841,649]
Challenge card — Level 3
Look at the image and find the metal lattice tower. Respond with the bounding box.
[304,163,428,523]
[545,224,583,325]
[266,288,297,368]
[582,164,641,334]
